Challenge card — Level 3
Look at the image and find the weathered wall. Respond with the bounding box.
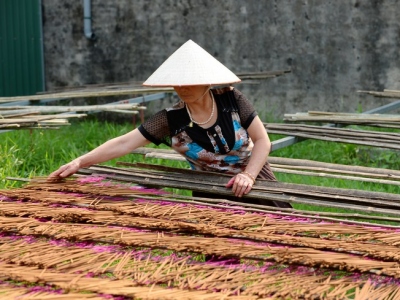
[41,0,400,120]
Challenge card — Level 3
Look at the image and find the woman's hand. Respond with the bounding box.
[48,160,81,179]
[225,172,255,197]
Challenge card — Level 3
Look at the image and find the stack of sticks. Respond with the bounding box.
[131,147,400,187]
[0,70,290,105]
[0,84,172,103]
[0,70,290,131]
[0,103,145,130]
[68,162,400,223]
[1,175,400,299]
[264,123,400,150]
[284,111,400,128]
[0,112,85,130]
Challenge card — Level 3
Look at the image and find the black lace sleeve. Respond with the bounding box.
[233,88,258,129]
[138,109,171,146]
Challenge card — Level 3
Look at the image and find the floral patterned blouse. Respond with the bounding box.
[138,87,258,175]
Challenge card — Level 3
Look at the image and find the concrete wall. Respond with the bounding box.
[42,0,400,120]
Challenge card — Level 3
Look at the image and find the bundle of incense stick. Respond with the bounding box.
[0,175,400,299]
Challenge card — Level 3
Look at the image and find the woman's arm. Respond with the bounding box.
[241,115,271,177]
[49,128,150,178]
[226,115,271,197]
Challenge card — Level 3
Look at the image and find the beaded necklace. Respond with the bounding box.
[186,91,215,127]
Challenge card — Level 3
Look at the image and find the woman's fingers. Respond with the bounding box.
[48,165,67,179]
[231,174,253,197]
[48,161,80,180]
[243,184,252,195]
[225,177,235,188]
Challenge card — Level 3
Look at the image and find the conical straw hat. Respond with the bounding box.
[143,40,241,87]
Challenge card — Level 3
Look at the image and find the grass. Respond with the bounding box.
[0,118,188,189]
[268,131,400,221]
[1,117,400,215]
[270,133,400,194]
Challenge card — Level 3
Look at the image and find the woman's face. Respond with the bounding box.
[173,85,209,104]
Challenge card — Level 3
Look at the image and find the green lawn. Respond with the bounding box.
[1,118,399,199]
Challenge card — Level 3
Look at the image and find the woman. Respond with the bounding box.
[49,40,291,208]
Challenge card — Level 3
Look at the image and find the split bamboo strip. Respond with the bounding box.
[5,126,63,130]
[284,111,400,127]
[267,124,400,141]
[0,114,87,130]
[36,81,146,92]
[131,147,400,180]
[358,90,400,99]
[307,111,400,119]
[0,87,174,103]
[0,103,145,114]
[0,115,86,124]
[1,113,87,120]
[1,124,63,130]
[236,70,291,80]
[268,156,400,178]
[271,166,400,186]
[83,163,400,201]
[264,123,400,150]
[0,123,28,129]
[1,124,66,130]
[384,89,400,93]
[107,109,139,114]
[134,152,400,185]
[0,111,40,118]
[0,71,288,103]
